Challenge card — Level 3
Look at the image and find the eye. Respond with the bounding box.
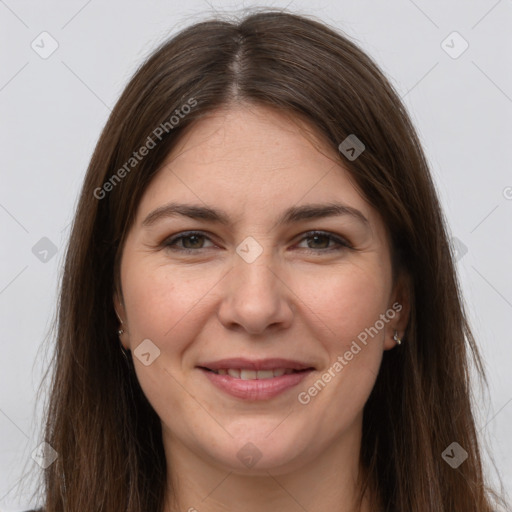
[162,230,352,254]
[163,231,216,252]
[295,231,352,253]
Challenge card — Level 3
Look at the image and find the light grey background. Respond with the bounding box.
[1,0,511,510]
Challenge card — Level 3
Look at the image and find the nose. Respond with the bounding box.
[217,250,294,336]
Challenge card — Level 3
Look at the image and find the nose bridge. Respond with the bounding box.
[233,241,280,305]
[217,238,293,334]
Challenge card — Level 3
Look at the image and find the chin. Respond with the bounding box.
[202,425,314,475]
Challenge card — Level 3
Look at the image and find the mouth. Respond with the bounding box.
[199,367,311,379]
[196,358,315,400]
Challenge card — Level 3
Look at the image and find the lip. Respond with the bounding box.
[199,367,313,400]
[198,358,314,372]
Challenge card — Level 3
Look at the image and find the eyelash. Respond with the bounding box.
[162,230,353,254]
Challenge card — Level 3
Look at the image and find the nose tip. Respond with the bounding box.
[217,256,293,335]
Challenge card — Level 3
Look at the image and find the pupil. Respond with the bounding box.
[309,235,328,249]
[184,235,202,248]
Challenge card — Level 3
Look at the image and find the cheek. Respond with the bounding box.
[123,265,178,339]
[120,259,211,417]
[121,256,229,366]
[294,271,387,431]
[122,258,199,336]
[292,262,389,400]
[290,261,389,344]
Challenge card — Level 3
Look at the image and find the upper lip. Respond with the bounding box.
[198,358,315,371]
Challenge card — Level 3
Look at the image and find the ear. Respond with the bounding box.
[383,271,411,350]
[113,290,129,349]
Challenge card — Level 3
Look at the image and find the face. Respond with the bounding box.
[115,103,408,476]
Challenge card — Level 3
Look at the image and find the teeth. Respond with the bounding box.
[212,368,302,379]
[240,369,257,380]
[256,370,274,379]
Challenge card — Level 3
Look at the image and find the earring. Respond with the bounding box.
[114,307,126,336]
[115,310,130,365]
[393,330,402,345]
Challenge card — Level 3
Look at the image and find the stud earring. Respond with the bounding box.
[115,308,126,336]
[393,330,402,345]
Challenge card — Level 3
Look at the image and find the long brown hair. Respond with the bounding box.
[33,8,508,511]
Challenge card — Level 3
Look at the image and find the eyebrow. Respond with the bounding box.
[142,201,369,228]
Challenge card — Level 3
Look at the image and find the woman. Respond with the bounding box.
[28,8,508,512]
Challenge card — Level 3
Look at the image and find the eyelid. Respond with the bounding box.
[162,230,353,253]
[162,230,218,251]
[295,230,353,251]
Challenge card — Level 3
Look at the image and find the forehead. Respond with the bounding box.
[134,104,384,235]
[161,104,340,185]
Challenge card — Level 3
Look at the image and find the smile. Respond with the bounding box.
[198,366,314,400]
[204,368,306,379]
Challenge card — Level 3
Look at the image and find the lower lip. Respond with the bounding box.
[199,368,313,400]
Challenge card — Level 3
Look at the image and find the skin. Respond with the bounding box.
[115,103,409,512]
